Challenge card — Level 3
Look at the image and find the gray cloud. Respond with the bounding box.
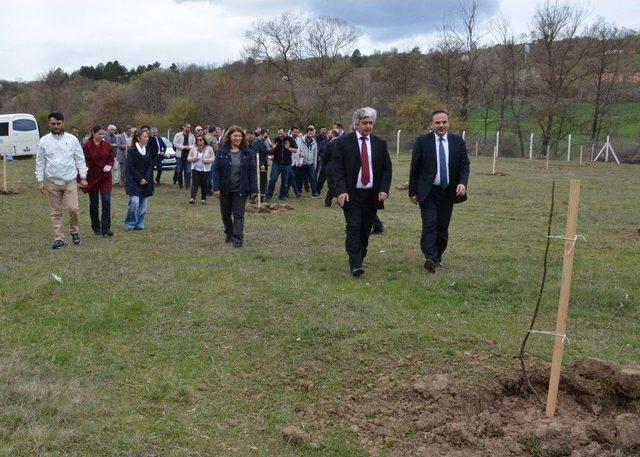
[174,0,500,40]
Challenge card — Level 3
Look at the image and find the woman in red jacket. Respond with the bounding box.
[83,125,114,237]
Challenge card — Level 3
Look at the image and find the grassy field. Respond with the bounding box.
[0,156,638,456]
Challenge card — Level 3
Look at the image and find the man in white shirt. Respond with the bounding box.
[35,112,88,249]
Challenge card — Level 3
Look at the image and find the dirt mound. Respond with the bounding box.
[329,356,640,456]
[0,187,23,195]
[246,203,294,214]
[281,425,322,449]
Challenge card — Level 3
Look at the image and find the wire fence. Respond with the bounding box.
[375,129,640,164]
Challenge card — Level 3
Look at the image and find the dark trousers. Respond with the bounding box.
[89,191,111,234]
[316,163,326,193]
[342,188,377,270]
[288,167,303,197]
[219,191,247,242]
[266,163,291,200]
[191,170,208,201]
[259,167,268,196]
[420,186,454,263]
[155,155,164,183]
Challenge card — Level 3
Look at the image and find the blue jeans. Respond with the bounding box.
[125,195,148,230]
[175,157,191,188]
[302,164,318,195]
[266,163,291,200]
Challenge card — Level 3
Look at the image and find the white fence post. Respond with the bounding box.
[567,134,572,162]
[529,133,534,160]
[496,131,500,158]
[396,129,402,160]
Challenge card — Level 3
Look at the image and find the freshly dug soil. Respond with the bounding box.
[323,355,640,456]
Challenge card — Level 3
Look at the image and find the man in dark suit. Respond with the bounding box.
[409,109,470,273]
[330,107,392,277]
[147,127,167,185]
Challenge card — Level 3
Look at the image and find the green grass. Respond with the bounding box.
[0,156,638,455]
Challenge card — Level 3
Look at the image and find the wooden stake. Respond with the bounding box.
[579,145,583,166]
[475,140,478,157]
[492,146,497,175]
[546,145,550,170]
[545,179,581,418]
[256,151,261,208]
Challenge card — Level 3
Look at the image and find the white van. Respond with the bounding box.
[0,113,40,157]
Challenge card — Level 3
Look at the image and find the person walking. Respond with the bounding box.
[82,125,114,237]
[115,125,132,186]
[35,112,88,249]
[211,126,258,248]
[330,107,392,277]
[409,109,470,273]
[124,129,154,231]
[173,123,195,189]
[187,134,214,204]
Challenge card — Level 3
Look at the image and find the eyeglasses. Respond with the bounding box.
[196,138,204,141]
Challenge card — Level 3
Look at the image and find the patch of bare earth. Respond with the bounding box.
[246,203,294,214]
[313,354,640,456]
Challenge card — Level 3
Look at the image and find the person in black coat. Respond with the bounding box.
[318,129,338,207]
[329,107,392,277]
[251,129,269,198]
[124,130,154,231]
[409,109,470,272]
[212,125,258,248]
[146,127,167,184]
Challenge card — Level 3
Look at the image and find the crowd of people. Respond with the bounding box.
[35,107,470,276]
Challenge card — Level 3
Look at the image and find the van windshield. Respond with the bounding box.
[12,119,37,132]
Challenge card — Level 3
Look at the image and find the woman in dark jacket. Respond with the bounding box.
[212,125,258,247]
[124,129,154,231]
[82,125,114,236]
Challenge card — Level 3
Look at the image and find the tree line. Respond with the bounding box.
[1,0,638,159]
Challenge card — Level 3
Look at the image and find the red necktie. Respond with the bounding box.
[360,136,370,186]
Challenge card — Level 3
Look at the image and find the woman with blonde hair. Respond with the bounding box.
[211,125,258,247]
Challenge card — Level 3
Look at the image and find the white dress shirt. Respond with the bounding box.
[136,143,146,156]
[434,132,450,187]
[355,130,373,189]
[35,132,87,184]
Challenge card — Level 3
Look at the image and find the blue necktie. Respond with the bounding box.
[438,137,448,188]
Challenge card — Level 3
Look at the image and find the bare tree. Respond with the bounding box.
[494,16,526,156]
[303,17,361,119]
[530,0,587,156]
[442,0,484,121]
[244,14,304,118]
[583,19,630,145]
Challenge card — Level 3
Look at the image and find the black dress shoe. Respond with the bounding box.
[351,266,364,277]
[225,234,233,244]
[233,241,243,248]
[102,231,114,237]
[93,230,101,235]
[424,259,436,273]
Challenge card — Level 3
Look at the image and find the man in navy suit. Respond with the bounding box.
[330,107,392,277]
[147,127,167,185]
[409,110,470,273]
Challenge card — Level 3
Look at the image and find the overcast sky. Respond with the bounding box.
[2,0,639,82]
